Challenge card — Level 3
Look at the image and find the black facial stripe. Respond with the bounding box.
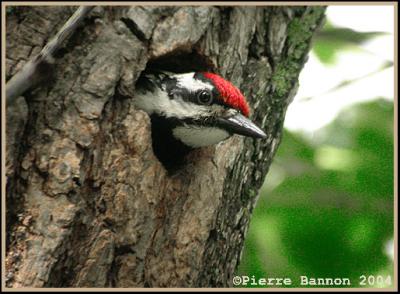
[136,71,166,94]
[138,71,234,111]
[162,75,178,98]
[136,75,157,93]
[164,76,193,103]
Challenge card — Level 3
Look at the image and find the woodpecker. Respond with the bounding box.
[134,71,266,168]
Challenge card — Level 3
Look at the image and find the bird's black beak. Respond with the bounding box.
[217,113,267,139]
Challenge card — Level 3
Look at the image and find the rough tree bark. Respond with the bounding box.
[5,5,325,288]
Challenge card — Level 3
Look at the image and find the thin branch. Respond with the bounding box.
[6,6,94,106]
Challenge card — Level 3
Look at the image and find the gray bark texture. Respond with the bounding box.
[5,5,326,288]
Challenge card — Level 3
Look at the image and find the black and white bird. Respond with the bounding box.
[134,71,266,168]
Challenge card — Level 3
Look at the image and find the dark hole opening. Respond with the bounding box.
[146,50,216,74]
[137,50,216,173]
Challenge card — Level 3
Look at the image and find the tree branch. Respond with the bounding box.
[6,6,94,106]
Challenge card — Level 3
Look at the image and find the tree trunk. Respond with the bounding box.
[5,5,326,288]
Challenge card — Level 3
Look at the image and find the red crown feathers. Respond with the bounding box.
[201,72,250,117]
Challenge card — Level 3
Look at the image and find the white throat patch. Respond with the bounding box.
[172,126,230,148]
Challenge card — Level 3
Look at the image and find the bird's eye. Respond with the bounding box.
[197,90,213,105]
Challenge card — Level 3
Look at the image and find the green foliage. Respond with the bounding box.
[237,99,394,288]
[313,22,388,65]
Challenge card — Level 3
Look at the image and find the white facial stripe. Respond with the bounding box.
[173,126,230,148]
[134,87,211,119]
[175,73,214,93]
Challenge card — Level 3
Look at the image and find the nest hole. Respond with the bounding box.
[146,50,216,74]
[138,50,216,173]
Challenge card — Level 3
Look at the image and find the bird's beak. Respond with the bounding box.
[217,112,267,139]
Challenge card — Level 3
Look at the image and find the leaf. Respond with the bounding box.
[312,22,389,65]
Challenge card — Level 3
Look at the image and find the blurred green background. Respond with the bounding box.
[237,6,394,288]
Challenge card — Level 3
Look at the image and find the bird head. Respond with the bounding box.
[134,71,266,148]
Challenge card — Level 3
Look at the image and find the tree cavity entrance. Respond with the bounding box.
[146,50,215,74]
[136,50,216,173]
